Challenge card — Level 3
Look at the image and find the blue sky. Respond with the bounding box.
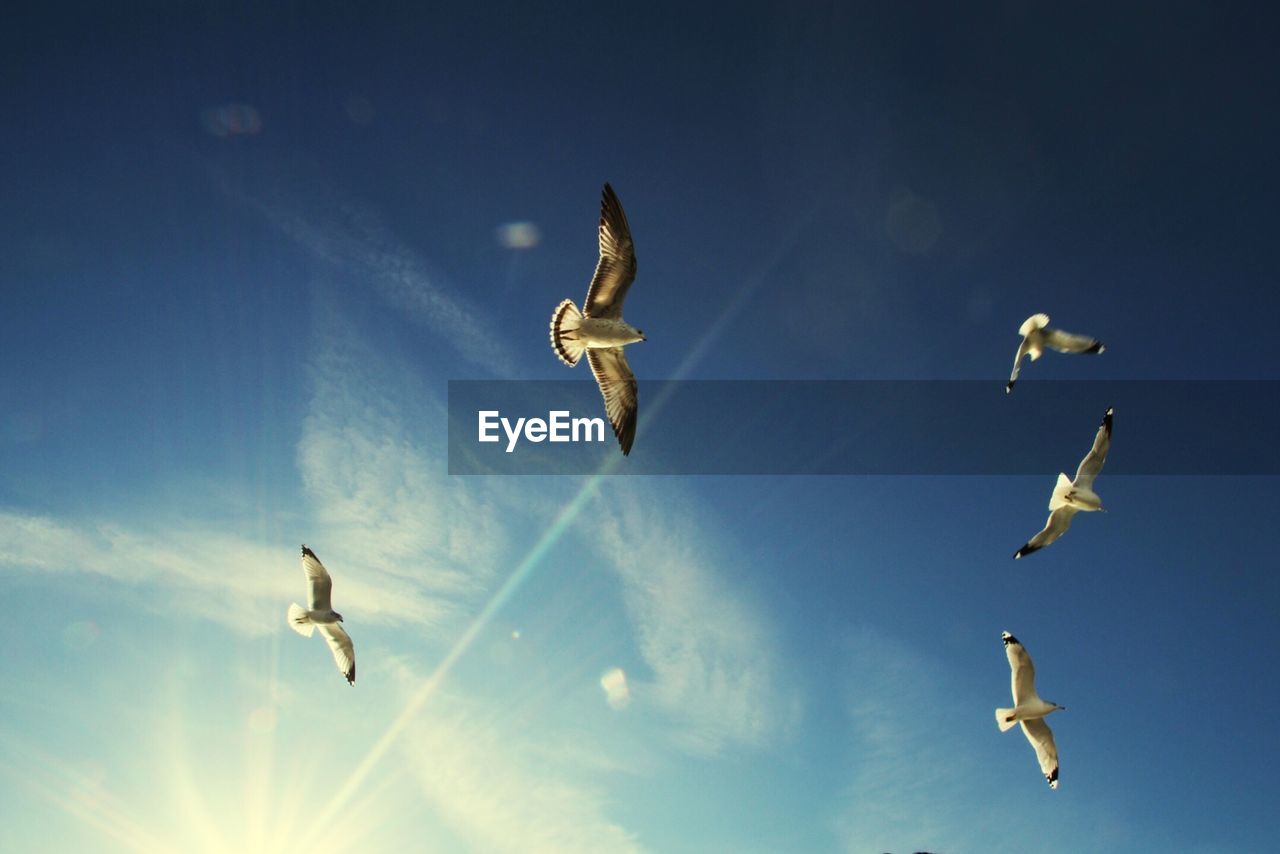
[3,3,1279,852]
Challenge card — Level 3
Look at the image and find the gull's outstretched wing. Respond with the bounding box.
[1007,314,1048,393]
[301,545,332,612]
[583,183,637,319]
[1020,718,1060,789]
[1003,631,1038,705]
[1073,407,1113,490]
[1014,505,1078,559]
[1006,337,1032,393]
[587,348,637,455]
[318,622,355,685]
[1043,327,1105,354]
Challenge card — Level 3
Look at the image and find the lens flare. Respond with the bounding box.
[496,222,541,250]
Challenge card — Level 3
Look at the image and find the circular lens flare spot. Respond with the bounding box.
[199,104,263,138]
[600,667,630,710]
[496,222,541,250]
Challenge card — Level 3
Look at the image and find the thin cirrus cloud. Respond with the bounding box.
[294,295,508,626]
[0,298,503,637]
[588,486,799,756]
[381,657,644,854]
[211,166,519,377]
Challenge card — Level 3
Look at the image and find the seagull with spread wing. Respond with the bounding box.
[996,631,1064,789]
[549,182,644,455]
[1006,313,1105,393]
[287,545,355,685]
[1014,407,1113,559]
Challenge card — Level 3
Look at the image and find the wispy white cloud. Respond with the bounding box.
[383,657,645,854]
[293,294,507,638]
[211,166,516,376]
[832,629,972,852]
[588,485,799,756]
[0,289,508,639]
[0,510,462,636]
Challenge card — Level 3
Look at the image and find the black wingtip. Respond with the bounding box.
[1013,544,1038,559]
[345,666,355,686]
[1002,631,1020,646]
[1086,341,1105,354]
[301,544,318,560]
[1102,407,1114,431]
[1005,380,1015,394]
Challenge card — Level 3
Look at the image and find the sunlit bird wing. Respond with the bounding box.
[1003,631,1038,705]
[1073,407,1113,490]
[1020,717,1060,789]
[319,622,355,685]
[587,348,638,455]
[583,182,637,319]
[301,545,333,611]
[1043,327,1105,354]
[1014,505,1077,559]
[1006,337,1033,392]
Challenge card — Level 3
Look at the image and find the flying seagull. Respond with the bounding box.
[287,545,355,685]
[549,182,644,455]
[1014,407,1113,559]
[996,631,1064,789]
[1006,313,1105,393]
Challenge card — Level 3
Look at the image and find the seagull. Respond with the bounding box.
[1006,313,1105,393]
[1014,407,1113,559]
[549,182,644,455]
[287,545,355,685]
[996,631,1064,789]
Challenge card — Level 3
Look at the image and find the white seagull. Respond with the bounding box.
[1014,407,1113,559]
[287,545,355,685]
[549,182,644,455]
[996,631,1064,789]
[1006,313,1105,393]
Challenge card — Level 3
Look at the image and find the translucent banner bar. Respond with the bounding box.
[447,380,1278,475]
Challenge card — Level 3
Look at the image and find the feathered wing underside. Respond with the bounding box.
[583,183,637,319]
[1073,407,1113,489]
[1021,718,1060,789]
[301,545,333,611]
[1006,637,1038,705]
[1043,327,1104,354]
[1007,337,1032,392]
[587,348,638,455]
[319,622,355,685]
[1014,505,1077,558]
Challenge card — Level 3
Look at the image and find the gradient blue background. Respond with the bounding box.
[3,3,1278,852]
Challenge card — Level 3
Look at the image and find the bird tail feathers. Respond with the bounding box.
[287,603,314,637]
[996,707,1019,732]
[550,299,587,366]
[1048,472,1074,511]
[1019,313,1050,336]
